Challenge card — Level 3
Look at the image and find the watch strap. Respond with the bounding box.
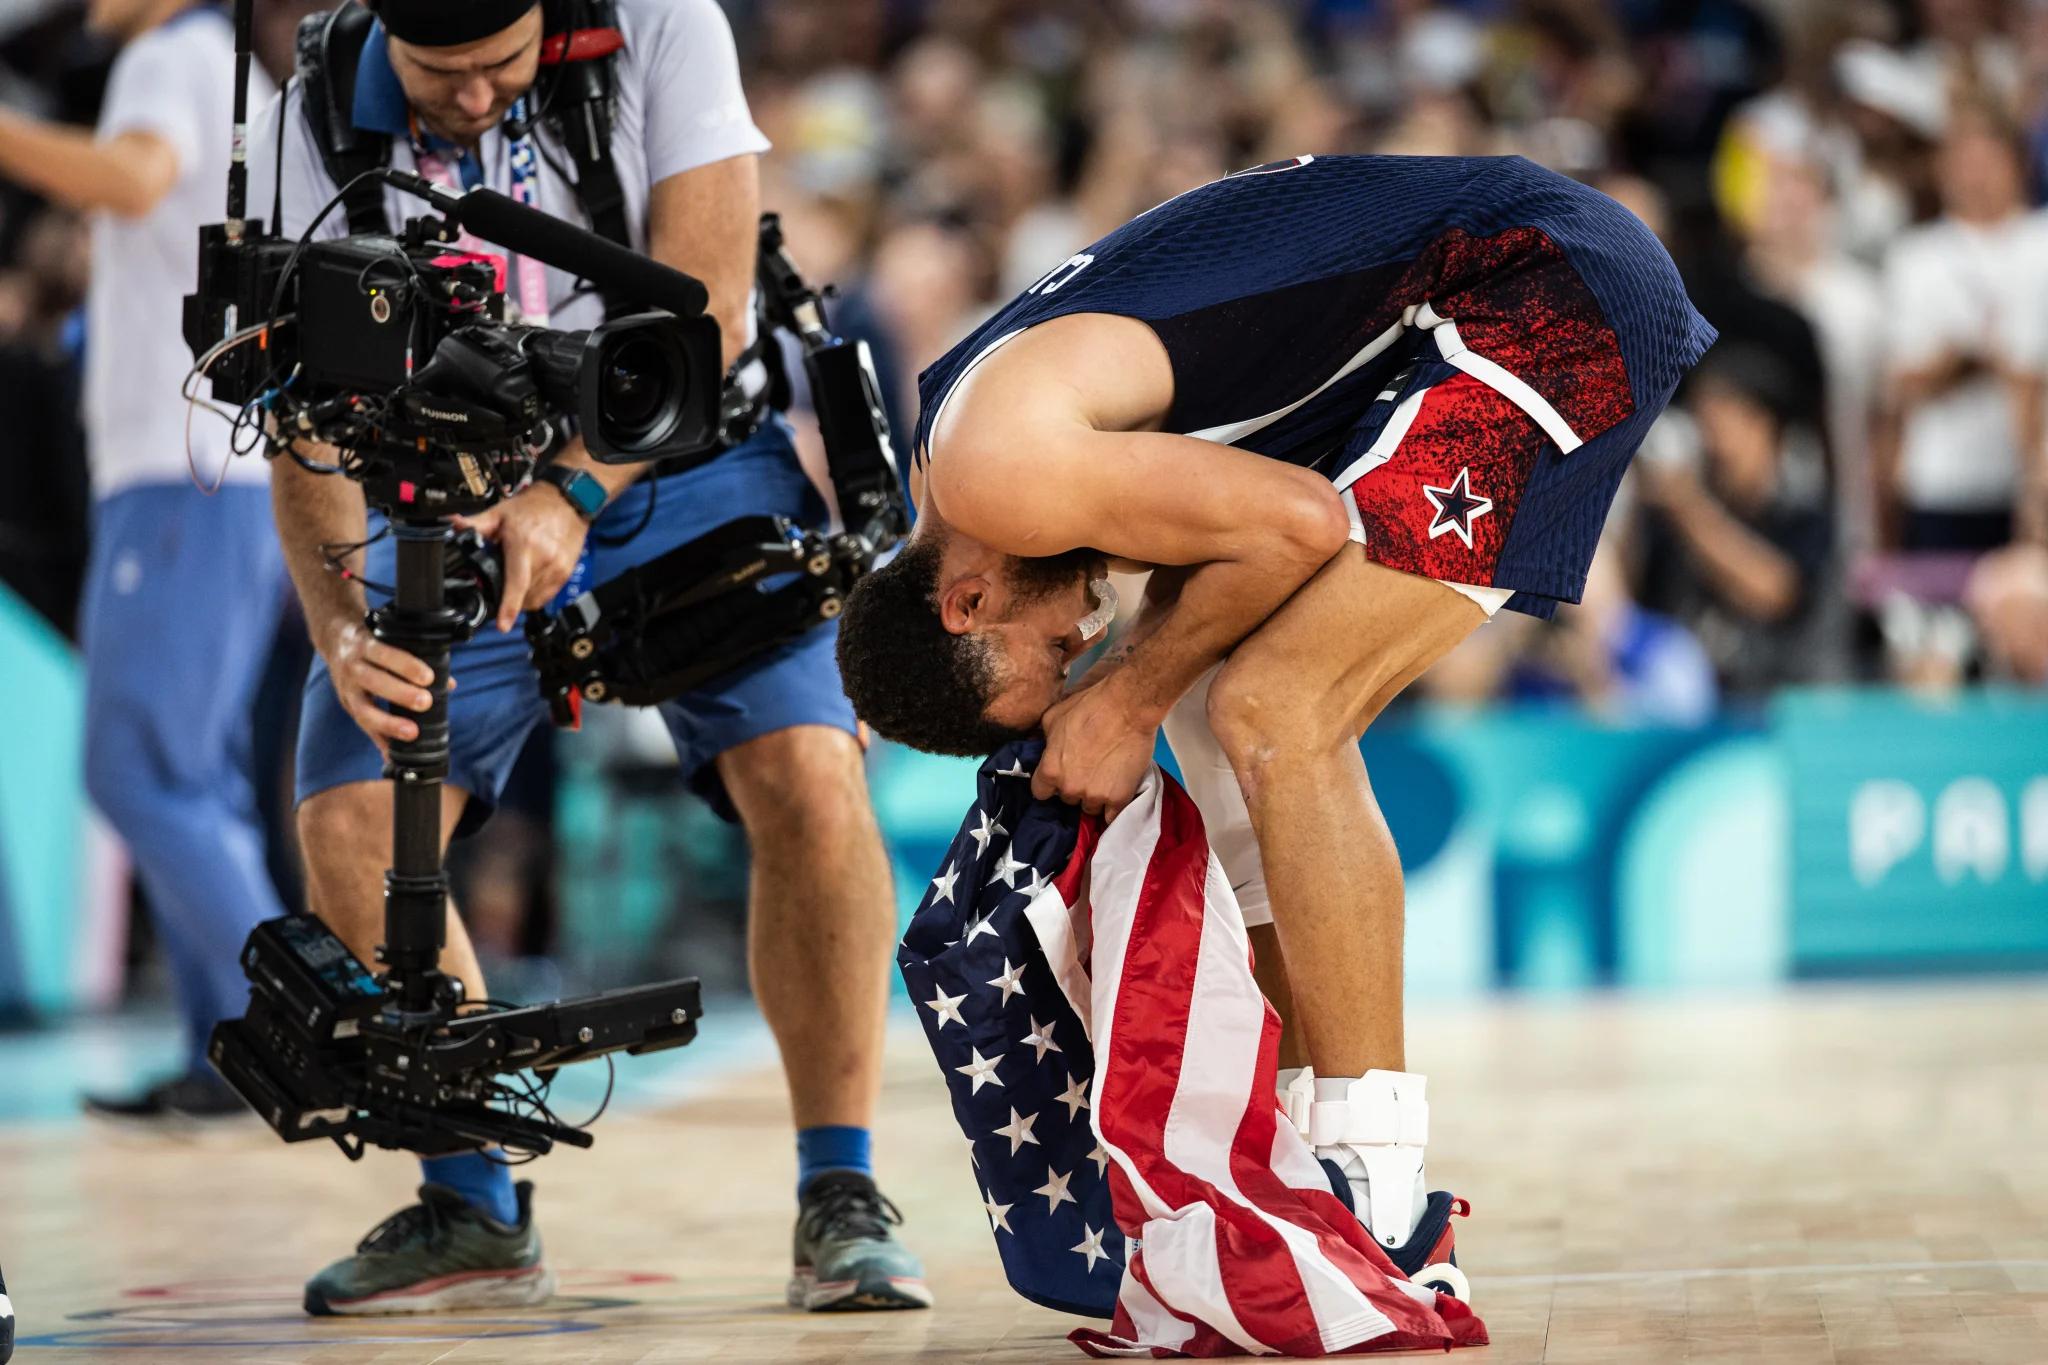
[536,464,606,523]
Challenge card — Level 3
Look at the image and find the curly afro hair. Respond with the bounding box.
[835,539,1033,757]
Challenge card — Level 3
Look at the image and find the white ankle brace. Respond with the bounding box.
[1309,1070,1429,1248]
[1277,1066,1315,1137]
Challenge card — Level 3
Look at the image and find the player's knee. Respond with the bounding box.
[1208,644,1410,772]
[1207,655,1338,771]
[725,726,875,851]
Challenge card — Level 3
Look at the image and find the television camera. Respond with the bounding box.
[183,0,905,1160]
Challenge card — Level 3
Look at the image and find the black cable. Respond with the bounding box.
[320,525,393,593]
[506,116,605,314]
[257,167,394,391]
[558,1055,617,1131]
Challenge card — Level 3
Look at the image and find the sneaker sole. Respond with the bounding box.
[786,1268,934,1312]
[305,1264,556,1316]
[1412,1261,1471,1303]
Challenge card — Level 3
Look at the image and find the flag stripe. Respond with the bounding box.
[901,745,1486,1356]
[1137,781,1439,1352]
[1094,779,1344,1354]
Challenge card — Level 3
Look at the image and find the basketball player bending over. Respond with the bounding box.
[836,153,1714,1284]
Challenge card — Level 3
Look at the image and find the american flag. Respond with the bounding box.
[899,741,1488,1356]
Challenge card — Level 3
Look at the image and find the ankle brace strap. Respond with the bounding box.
[1307,1070,1428,1148]
[1279,1068,1316,1137]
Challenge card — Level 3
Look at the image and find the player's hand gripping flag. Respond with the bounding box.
[899,741,1488,1356]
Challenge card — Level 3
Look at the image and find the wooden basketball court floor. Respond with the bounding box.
[2,979,2044,1363]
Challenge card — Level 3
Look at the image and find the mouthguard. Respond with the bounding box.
[1076,576,1120,644]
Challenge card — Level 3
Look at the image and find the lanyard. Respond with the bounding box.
[410,99,552,326]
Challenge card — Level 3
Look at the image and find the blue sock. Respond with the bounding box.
[421,1151,519,1226]
[796,1125,873,1196]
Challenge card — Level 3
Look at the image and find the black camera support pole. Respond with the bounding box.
[369,519,466,1019]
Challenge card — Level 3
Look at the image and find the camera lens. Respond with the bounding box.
[535,313,718,463]
[601,334,675,442]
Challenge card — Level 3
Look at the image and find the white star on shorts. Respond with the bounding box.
[1035,1166,1077,1213]
[1421,467,1494,549]
[1021,1015,1063,1062]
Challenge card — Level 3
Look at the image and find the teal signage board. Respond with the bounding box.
[0,584,86,1016]
[1776,689,2048,972]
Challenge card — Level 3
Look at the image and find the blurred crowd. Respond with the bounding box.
[8,0,2048,704]
[5,0,2047,1014]
[725,0,2048,709]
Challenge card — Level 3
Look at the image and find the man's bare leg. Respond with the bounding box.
[295,777,557,1316]
[297,780,480,1001]
[1161,670,1305,1070]
[717,726,895,1134]
[295,778,542,1253]
[1207,549,1484,1248]
[717,725,932,1312]
[1248,924,1306,1069]
[1207,550,1482,1072]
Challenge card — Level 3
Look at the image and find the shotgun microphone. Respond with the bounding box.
[382,171,711,320]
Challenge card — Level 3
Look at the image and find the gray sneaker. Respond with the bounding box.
[304,1181,554,1316]
[787,1172,933,1311]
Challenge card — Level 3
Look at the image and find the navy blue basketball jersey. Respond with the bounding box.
[913,154,1716,613]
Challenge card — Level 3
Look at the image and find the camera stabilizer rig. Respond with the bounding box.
[526,211,910,726]
[195,161,718,1153]
[187,0,908,1159]
[184,0,815,1159]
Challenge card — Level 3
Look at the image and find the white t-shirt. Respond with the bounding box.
[247,0,769,340]
[1882,213,2048,513]
[86,8,276,497]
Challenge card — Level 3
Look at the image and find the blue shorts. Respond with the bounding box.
[295,420,857,835]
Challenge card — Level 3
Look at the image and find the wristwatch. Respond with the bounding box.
[534,464,607,523]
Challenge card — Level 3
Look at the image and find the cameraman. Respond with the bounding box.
[0,0,288,1122]
[249,0,927,1315]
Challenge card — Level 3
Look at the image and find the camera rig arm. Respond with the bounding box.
[214,915,699,1158]
[755,211,909,553]
[525,212,910,727]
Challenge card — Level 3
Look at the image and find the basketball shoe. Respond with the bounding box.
[1302,1069,1473,1302]
[787,1172,932,1311]
[304,1181,554,1315]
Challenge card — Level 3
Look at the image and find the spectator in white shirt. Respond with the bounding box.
[1877,100,2048,550]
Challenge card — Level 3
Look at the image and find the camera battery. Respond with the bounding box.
[240,914,385,1041]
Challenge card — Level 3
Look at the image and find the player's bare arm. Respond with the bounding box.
[920,313,1349,807]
